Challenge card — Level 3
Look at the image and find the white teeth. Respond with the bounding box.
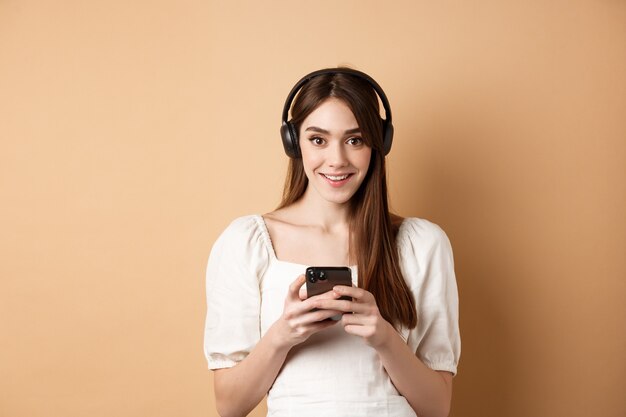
[323,174,349,181]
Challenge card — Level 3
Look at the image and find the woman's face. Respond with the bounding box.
[299,98,372,206]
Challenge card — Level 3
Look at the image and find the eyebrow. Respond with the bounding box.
[304,126,361,134]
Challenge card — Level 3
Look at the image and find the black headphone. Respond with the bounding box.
[280,68,394,158]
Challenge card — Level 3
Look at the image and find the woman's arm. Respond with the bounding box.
[315,286,454,417]
[213,324,290,417]
[374,323,453,417]
[213,275,342,417]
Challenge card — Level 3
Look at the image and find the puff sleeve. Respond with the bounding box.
[399,218,461,376]
[203,216,269,370]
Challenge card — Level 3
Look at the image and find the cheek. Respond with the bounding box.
[301,151,323,173]
[301,161,316,181]
[356,149,372,171]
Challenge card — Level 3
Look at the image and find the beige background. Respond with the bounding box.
[1,1,624,416]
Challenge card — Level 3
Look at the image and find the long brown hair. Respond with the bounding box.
[278,69,417,329]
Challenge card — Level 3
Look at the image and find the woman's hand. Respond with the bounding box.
[272,275,343,350]
[313,285,394,349]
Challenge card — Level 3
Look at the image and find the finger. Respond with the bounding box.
[340,313,366,326]
[333,285,374,302]
[312,298,370,314]
[297,291,342,313]
[342,324,370,337]
[304,318,339,333]
[298,284,341,301]
[295,307,344,326]
[287,275,306,301]
[286,292,342,320]
[307,289,342,301]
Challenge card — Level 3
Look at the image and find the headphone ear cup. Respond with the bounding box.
[280,121,301,158]
[382,121,394,156]
[289,123,300,157]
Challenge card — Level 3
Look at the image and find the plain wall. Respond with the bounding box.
[1,1,624,416]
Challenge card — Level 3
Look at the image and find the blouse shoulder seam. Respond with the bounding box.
[218,214,272,276]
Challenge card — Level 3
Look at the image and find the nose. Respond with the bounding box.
[327,141,348,167]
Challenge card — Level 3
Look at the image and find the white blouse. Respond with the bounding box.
[204,215,460,417]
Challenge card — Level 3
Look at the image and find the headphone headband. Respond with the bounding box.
[280,68,394,158]
[281,68,393,125]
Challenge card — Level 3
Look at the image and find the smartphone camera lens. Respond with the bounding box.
[318,271,326,280]
[307,269,317,283]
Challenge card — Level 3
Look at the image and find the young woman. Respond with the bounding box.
[204,68,460,417]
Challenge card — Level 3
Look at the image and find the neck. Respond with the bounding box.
[294,186,351,232]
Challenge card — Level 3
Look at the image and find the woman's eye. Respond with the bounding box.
[310,137,325,145]
[347,137,363,146]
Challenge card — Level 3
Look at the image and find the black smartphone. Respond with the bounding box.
[305,266,352,321]
[305,266,352,300]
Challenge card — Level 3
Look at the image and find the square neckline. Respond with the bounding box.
[254,214,358,269]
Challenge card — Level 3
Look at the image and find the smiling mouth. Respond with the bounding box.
[322,174,351,181]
